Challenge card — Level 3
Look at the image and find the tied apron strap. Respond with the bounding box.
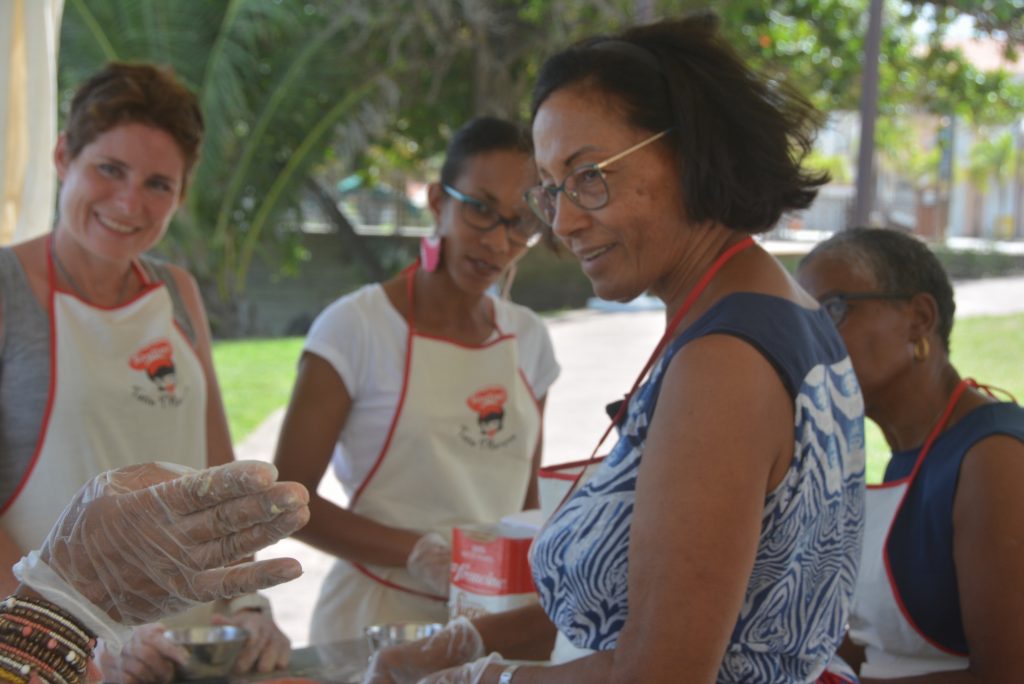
[879,376,976,656]
[348,260,505,603]
[556,236,756,509]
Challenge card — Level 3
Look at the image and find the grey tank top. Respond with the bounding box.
[0,248,197,508]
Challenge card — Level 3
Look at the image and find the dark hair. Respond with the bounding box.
[800,227,956,351]
[530,11,828,233]
[149,365,176,380]
[440,117,532,187]
[65,62,204,186]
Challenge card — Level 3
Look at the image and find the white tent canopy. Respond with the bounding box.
[0,0,64,245]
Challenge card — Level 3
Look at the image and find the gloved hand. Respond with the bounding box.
[15,461,310,649]
[212,609,290,674]
[406,532,451,597]
[416,654,503,684]
[96,624,189,684]
[361,616,485,684]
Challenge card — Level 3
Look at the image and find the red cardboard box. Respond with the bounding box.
[449,523,537,619]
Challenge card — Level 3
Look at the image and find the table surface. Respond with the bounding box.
[173,638,370,684]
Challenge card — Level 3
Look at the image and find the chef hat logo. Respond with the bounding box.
[466,385,508,416]
[129,339,177,394]
[467,385,508,439]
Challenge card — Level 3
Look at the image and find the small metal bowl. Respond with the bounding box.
[364,622,444,653]
[163,625,249,680]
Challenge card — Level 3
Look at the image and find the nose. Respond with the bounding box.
[112,184,145,217]
[479,220,513,254]
[550,193,587,243]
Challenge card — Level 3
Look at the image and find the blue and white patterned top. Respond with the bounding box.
[530,293,865,683]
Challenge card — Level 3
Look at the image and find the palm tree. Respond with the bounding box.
[59,0,448,333]
[963,130,1016,238]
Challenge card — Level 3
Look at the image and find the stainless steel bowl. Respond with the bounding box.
[163,625,249,680]
[364,622,444,653]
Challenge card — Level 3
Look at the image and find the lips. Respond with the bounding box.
[577,244,615,262]
[96,213,141,235]
[467,256,501,277]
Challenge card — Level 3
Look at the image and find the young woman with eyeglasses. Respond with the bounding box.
[362,13,864,684]
[797,227,1024,683]
[272,117,559,642]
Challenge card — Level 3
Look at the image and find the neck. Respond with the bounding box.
[412,266,492,332]
[52,229,136,306]
[655,226,746,325]
[870,359,963,452]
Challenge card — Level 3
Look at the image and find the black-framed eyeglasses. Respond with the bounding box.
[523,129,672,228]
[819,292,913,326]
[442,185,543,248]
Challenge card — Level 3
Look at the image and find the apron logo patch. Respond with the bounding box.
[462,385,517,449]
[129,339,184,407]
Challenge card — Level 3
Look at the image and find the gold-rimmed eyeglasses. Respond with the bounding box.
[524,129,672,228]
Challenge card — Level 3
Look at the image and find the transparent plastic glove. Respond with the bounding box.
[212,610,290,674]
[406,532,451,597]
[361,616,485,684]
[16,461,309,646]
[416,654,502,684]
[96,624,189,684]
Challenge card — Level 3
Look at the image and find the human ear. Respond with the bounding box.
[908,292,940,341]
[53,133,71,181]
[426,182,447,233]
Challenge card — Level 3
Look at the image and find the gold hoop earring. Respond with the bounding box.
[913,338,930,363]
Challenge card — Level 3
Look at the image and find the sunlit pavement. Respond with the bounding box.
[240,275,1024,647]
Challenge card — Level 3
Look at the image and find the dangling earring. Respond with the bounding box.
[913,337,930,363]
[420,235,442,273]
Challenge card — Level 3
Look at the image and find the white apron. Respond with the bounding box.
[1,244,206,589]
[310,266,541,642]
[848,380,972,679]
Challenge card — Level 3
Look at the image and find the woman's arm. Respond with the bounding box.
[860,433,1024,684]
[436,335,793,684]
[0,527,21,597]
[522,397,546,511]
[607,335,791,683]
[273,352,421,566]
[167,266,233,467]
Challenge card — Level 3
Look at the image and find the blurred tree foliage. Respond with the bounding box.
[58,0,1023,333]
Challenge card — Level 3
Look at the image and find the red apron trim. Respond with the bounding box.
[879,378,977,657]
[2,244,168,515]
[351,563,447,602]
[47,236,160,311]
[349,261,535,599]
[555,236,756,509]
[412,330,516,349]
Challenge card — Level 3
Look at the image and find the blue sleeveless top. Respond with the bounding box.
[885,401,1024,654]
[530,293,866,683]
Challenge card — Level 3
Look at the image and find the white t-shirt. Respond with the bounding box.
[305,283,560,495]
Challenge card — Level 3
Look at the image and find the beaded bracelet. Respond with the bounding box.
[0,596,95,684]
[0,632,79,683]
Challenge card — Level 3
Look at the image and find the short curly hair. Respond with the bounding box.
[64,62,204,188]
[800,227,957,351]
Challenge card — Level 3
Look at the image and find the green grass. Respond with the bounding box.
[212,315,1024,466]
[212,337,305,444]
[863,313,1024,483]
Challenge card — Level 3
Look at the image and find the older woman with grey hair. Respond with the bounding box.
[797,227,1024,682]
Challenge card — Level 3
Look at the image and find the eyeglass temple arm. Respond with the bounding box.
[594,129,672,170]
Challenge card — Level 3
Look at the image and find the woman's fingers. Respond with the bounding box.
[188,558,303,603]
[178,482,309,543]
